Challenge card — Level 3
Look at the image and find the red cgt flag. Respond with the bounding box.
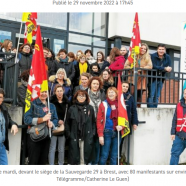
[117,74,130,138]
[25,26,48,113]
[127,12,141,68]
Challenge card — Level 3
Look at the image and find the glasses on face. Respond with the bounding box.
[77,95,86,98]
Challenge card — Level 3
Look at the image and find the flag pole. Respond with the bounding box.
[118,130,119,165]
[47,90,51,137]
[15,21,23,64]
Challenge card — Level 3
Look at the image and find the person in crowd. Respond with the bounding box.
[90,63,100,77]
[45,49,56,77]
[74,54,90,87]
[170,88,186,165]
[99,69,114,94]
[87,76,106,165]
[65,90,96,165]
[12,47,17,53]
[109,47,125,86]
[73,72,90,96]
[97,87,123,165]
[54,49,75,81]
[124,43,152,107]
[68,52,77,66]
[76,50,84,61]
[96,51,110,73]
[0,88,19,165]
[85,49,96,65]
[18,43,32,79]
[120,46,128,61]
[106,56,111,64]
[0,39,14,62]
[147,44,172,108]
[24,90,58,165]
[17,69,30,110]
[120,81,138,161]
[48,68,72,101]
[49,84,70,165]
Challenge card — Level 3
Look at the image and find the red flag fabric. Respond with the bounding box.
[117,74,130,138]
[25,26,48,113]
[127,12,141,68]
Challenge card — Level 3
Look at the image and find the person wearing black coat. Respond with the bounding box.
[18,43,32,80]
[120,81,138,158]
[65,90,96,165]
[74,54,90,87]
[53,49,75,81]
[96,51,110,73]
[45,49,56,77]
[49,84,70,165]
[0,88,18,165]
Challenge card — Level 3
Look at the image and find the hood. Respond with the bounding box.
[49,77,71,86]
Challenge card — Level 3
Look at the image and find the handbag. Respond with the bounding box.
[28,122,49,142]
[52,104,68,136]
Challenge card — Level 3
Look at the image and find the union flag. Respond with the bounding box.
[127,12,141,69]
[25,26,48,113]
[117,74,130,138]
[22,12,37,44]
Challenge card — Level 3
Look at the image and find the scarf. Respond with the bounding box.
[75,101,87,140]
[89,90,101,116]
[79,62,88,84]
[106,98,118,129]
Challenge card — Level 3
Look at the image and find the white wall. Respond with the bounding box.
[109,13,186,48]
[122,108,186,165]
[7,106,22,165]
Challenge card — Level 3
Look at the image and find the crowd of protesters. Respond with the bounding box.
[0,39,174,165]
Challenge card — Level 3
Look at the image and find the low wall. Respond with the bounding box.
[7,106,22,165]
[123,108,186,165]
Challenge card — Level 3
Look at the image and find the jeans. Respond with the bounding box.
[147,80,163,108]
[99,129,121,165]
[48,135,65,165]
[170,135,186,165]
[0,143,8,165]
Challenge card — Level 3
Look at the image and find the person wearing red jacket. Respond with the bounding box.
[108,47,125,86]
[97,87,122,165]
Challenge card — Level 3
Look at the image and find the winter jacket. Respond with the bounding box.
[48,78,72,101]
[73,85,88,97]
[74,62,90,87]
[171,98,186,139]
[54,56,75,81]
[24,98,58,127]
[150,52,171,82]
[50,94,70,123]
[45,58,56,77]
[97,61,110,73]
[17,80,27,108]
[123,91,138,133]
[109,56,125,76]
[65,104,96,164]
[2,104,18,151]
[97,100,113,137]
[18,52,32,77]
